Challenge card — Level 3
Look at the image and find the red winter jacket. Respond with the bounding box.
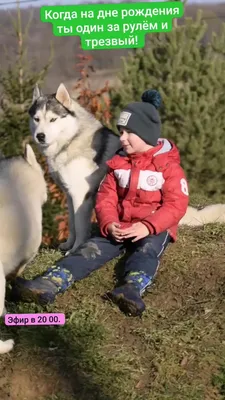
[95,138,189,241]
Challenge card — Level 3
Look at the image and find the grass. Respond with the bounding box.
[0,195,225,400]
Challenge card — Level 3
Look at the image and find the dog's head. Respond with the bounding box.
[24,144,48,206]
[28,83,79,148]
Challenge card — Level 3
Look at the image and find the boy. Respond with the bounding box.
[12,89,189,317]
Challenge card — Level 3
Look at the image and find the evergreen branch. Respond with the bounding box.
[24,8,34,40]
[0,96,31,112]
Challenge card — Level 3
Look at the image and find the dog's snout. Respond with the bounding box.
[36,133,45,143]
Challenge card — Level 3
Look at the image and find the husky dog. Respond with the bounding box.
[28,83,225,257]
[0,145,47,354]
[29,83,120,255]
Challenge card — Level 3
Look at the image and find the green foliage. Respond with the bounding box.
[0,68,49,156]
[212,364,225,397]
[0,6,53,156]
[0,4,52,156]
[110,10,225,197]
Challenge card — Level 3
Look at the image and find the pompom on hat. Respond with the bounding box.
[116,89,162,146]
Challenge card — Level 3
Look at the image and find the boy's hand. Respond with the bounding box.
[107,222,124,242]
[120,222,150,242]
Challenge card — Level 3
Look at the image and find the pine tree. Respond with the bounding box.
[109,9,225,197]
[0,1,53,156]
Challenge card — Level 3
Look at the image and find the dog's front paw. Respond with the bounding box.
[2,306,7,317]
[1,305,7,318]
[59,239,74,252]
[0,339,14,354]
[65,245,79,257]
[79,242,101,260]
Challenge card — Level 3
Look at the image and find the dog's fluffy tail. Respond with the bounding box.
[0,260,14,355]
[179,204,225,227]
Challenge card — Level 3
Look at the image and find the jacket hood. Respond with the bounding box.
[106,138,181,170]
[153,138,181,165]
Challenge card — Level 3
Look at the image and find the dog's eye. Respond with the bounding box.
[34,117,39,122]
[50,118,57,122]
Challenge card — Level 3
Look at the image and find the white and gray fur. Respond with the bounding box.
[28,83,225,257]
[179,204,225,226]
[0,145,47,354]
[29,83,120,255]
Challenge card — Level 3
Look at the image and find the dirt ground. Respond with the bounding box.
[0,223,225,400]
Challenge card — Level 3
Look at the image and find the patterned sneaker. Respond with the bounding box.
[11,265,74,304]
[104,271,152,317]
[125,271,152,295]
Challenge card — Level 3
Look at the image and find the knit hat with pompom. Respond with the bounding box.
[116,89,162,146]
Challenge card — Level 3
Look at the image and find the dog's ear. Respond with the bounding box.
[55,83,71,108]
[32,84,43,103]
[24,144,39,168]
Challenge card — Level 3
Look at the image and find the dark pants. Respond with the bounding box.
[55,231,171,283]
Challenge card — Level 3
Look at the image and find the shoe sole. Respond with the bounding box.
[104,292,144,317]
[11,283,55,305]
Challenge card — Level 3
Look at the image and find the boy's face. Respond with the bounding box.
[119,128,153,154]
